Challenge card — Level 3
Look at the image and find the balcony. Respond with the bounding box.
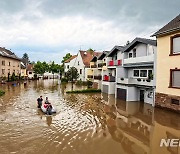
[117,78,155,86]
[98,63,106,68]
[108,60,122,66]
[87,75,93,79]
[124,55,154,66]
[103,75,115,82]
[94,75,102,80]
[91,64,97,68]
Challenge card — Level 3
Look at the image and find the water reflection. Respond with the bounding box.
[0,80,179,154]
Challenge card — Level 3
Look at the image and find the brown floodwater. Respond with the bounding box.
[0,80,179,154]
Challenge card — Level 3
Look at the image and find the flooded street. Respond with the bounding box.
[0,80,179,154]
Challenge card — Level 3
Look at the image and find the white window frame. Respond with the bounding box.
[133,69,153,78]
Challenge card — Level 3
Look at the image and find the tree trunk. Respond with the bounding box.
[71,80,73,91]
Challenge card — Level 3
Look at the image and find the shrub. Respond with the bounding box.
[61,77,68,83]
[10,72,16,81]
[0,90,5,96]
[76,80,83,85]
[66,89,101,93]
[87,80,93,88]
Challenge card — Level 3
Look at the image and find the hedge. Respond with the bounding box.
[66,89,101,93]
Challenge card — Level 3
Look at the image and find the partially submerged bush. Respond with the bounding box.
[0,90,5,96]
[61,77,68,83]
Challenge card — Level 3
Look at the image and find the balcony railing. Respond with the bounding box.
[123,55,154,65]
[94,75,102,80]
[117,78,155,86]
[87,75,93,78]
[103,75,115,82]
[98,63,106,68]
[108,60,122,66]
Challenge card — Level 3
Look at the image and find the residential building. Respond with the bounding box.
[20,62,27,78]
[0,47,21,79]
[73,50,101,81]
[116,38,157,106]
[64,55,77,75]
[102,46,124,94]
[87,51,109,89]
[27,64,34,79]
[152,14,180,112]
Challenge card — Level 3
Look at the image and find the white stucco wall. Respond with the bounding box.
[64,57,77,73]
[73,52,86,81]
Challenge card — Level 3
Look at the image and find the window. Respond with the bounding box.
[129,53,132,58]
[29,72,32,74]
[171,99,179,105]
[148,70,153,79]
[78,61,80,65]
[140,70,147,77]
[133,70,139,77]
[115,53,117,60]
[170,69,180,88]
[9,62,11,66]
[80,69,82,74]
[67,65,69,69]
[133,49,136,57]
[2,60,5,66]
[2,69,5,74]
[170,34,180,55]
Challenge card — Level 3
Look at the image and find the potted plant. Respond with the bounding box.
[137,78,141,82]
[146,79,151,82]
[121,77,124,81]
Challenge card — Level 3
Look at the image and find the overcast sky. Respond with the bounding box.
[0,0,179,63]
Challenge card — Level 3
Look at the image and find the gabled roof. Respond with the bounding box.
[91,56,98,62]
[122,38,157,52]
[64,55,77,63]
[79,50,101,66]
[152,14,180,37]
[97,51,110,60]
[108,46,125,57]
[0,47,20,61]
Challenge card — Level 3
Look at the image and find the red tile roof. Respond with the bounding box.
[79,50,102,66]
[64,55,77,63]
[27,64,34,71]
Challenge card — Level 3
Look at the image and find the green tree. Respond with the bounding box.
[22,53,29,60]
[22,53,30,65]
[34,61,49,75]
[49,61,61,79]
[65,67,79,90]
[87,48,94,55]
[61,53,72,63]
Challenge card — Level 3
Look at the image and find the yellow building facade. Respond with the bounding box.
[153,14,180,112]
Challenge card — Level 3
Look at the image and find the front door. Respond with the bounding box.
[140,90,144,102]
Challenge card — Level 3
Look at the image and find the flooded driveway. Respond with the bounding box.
[0,80,179,154]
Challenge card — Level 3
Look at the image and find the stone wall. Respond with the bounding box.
[155,92,180,113]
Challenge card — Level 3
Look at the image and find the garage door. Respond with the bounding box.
[117,88,126,101]
[102,85,108,93]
